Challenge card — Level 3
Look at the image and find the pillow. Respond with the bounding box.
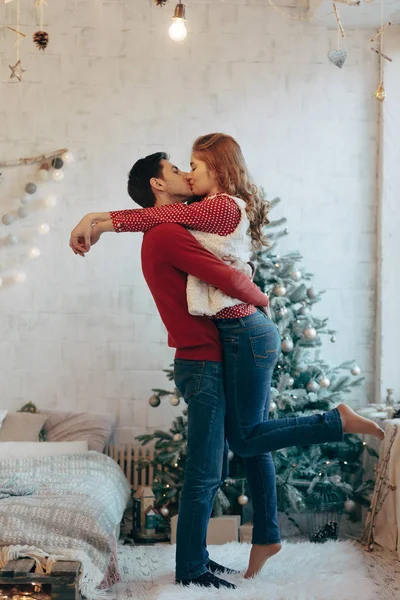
[0,410,7,430]
[41,410,116,452]
[0,412,47,442]
[0,441,88,461]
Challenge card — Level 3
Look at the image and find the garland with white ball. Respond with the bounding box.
[0,148,74,288]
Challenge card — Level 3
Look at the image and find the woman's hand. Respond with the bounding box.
[69,215,95,256]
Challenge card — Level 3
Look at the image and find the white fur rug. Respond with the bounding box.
[109,541,375,600]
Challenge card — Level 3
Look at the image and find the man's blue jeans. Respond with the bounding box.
[174,358,227,580]
[215,309,343,546]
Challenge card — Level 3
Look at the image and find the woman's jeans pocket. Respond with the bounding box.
[250,329,281,368]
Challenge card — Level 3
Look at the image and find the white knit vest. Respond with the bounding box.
[187,195,252,316]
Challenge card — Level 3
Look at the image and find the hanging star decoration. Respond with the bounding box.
[9,59,26,82]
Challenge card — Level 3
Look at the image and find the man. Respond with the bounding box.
[70,153,269,589]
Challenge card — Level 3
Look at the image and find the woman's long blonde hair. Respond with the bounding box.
[192,133,270,250]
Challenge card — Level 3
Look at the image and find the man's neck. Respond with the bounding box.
[154,193,188,207]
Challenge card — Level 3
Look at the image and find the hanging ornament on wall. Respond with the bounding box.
[306,380,320,393]
[33,30,49,50]
[17,206,29,219]
[170,394,180,406]
[281,338,294,353]
[274,284,287,297]
[149,394,161,408]
[351,365,361,376]
[38,162,51,181]
[374,82,386,102]
[303,326,317,341]
[319,376,331,388]
[8,0,26,82]
[52,157,64,169]
[33,0,49,50]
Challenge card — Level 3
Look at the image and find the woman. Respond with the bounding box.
[70,134,384,579]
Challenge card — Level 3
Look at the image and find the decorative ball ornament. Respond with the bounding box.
[351,365,361,376]
[25,182,37,195]
[2,213,14,226]
[33,31,49,51]
[228,450,234,461]
[38,223,50,235]
[38,168,50,182]
[182,407,188,416]
[270,401,277,411]
[281,338,294,353]
[238,494,249,506]
[291,270,302,281]
[14,271,26,283]
[303,326,317,341]
[160,506,169,517]
[7,234,19,245]
[298,305,310,316]
[44,195,57,208]
[277,306,288,317]
[287,376,294,387]
[344,499,356,513]
[149,394,161,408]
[61,151,75,164]
[170,394,180,406]
[306,380,320,393]
[330,335,336,343]
[20,195,32,205]
[319,376,331,389]
[17,206,29,219]
[52,157,64,169]
[52,170,64,182]
[274,284,287,297]
[173,433,183,442]
[29,247,41,259]
[307,286,318,299]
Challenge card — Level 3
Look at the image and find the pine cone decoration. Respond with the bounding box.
[33,31,49,51]
[153,0,167,5]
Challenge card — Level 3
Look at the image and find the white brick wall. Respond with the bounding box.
[0,1,385,440]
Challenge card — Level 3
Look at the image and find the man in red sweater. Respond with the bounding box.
[70,153,268,589]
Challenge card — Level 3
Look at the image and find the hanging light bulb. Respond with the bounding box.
[169,3,187,42]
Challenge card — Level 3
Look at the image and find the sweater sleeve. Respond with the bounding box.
[109,195,240,236]
[158,224,268,307]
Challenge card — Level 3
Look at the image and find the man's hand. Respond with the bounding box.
[69,215,95,257]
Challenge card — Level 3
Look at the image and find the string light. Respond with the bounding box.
[169,2,187,41]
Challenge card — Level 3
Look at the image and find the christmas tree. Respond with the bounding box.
[136,197,378,523]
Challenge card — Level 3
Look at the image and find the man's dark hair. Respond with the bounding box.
[127,152,168,208]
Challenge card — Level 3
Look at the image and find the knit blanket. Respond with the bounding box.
[0,452,130,599]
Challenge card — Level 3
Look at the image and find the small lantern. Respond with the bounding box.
[306,476,343,543]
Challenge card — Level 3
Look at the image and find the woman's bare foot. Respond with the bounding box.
[244,542,281,579]
[337,404,385,440]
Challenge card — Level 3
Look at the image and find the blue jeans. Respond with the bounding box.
[215,310,343,545]
[174,359,227,580]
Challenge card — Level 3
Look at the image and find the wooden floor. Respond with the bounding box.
[359,543,400,599]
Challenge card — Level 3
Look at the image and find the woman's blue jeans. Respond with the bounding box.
[215,310,343,546]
